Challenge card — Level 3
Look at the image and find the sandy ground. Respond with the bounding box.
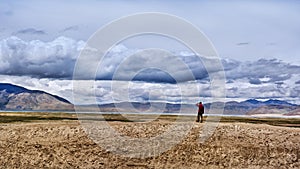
[0,120,299,169]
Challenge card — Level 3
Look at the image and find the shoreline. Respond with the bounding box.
[0,110,299,119]
[1,111,300,128]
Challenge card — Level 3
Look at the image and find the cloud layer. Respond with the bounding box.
[0,36,299,104]
[14,28,46,35]
[1,36,299,83]
[0,36,84,78]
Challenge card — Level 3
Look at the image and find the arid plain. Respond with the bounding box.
[0,112,299,168]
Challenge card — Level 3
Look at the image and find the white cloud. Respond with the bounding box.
[1,73,300,105]
[1,1,299,65]
[0,36,85,78]
[14,28,46,35]
[0,36,299,105]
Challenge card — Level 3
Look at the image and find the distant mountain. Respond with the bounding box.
[242,99,261,105]
[222,99,298,115]
[246,105,296,115]
[94,99,299,116]
[243,99,299,116]
[93,102,184,113]
[0,83,74,111]
[3,83,296,116]
[284,108,300,116]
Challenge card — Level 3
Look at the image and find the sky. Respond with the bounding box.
[0,0,299,104]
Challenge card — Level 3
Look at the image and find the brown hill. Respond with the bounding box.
[246,105,296,116]
[284,107,300,116]
[0,83,74,111]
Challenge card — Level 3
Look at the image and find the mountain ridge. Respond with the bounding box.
[0,83,71,103]
[0,83,73,111]
[90,99,299,115]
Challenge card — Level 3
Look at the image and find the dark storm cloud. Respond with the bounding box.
[295,80,300,85]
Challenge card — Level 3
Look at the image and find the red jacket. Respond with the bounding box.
[198,103,204,114]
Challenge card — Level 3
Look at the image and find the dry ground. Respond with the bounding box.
[0,113,299,168]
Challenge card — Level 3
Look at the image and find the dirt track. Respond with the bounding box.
[0,120,299,168]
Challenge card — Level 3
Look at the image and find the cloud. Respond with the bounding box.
[73,46,218,83]
[0,36,84,79]
[100,49,210,83]
[248,78,262,85]
[1,0,300,65]
[0,75,73,102]
[236,42,250,46]
[60,25,79,33]
[0,73,299,105]
[2,36,204,83]
[1,1,299,104]
[266,42,276,46]
[14,28,46,35]
[224,59,300,83]
[290,86,300,98]
[1,36,300,86]
[0,36,300,105]
[132,68,177,84]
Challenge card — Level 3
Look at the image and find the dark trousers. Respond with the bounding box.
[197,112,203,123]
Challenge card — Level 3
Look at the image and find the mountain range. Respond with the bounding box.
[0,83,299,116]
[94,99,299,116]
[0,83,74,111]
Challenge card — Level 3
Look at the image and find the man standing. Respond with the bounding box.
[196,102,204,123]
